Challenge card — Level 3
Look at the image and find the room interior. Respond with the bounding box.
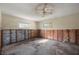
[0,3,79,55]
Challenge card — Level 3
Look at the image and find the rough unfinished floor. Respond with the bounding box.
[2,38,79,55]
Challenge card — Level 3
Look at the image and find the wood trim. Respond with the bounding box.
[67,30,70,42]
[75,30,77,44]
[24,30,26,40]
[57,30,58,41]
[28,30,29,39]
[62,30,63,41]
[10,29,12,44]
[16,30,18,42]
[1,30,3,49]
[52,30,54,40]
[0,30,2,54]
[76,29,78,44]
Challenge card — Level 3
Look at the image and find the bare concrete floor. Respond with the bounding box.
[2,38,79,55]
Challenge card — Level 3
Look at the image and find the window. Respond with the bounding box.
[19,23,29,28]
[43,23,49,27]
[43,23,50,28]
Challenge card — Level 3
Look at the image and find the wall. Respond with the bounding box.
[40,29,79,44]
[1,29,39,47]
[0,13,40,49]
[38,13,79,44]
[39,13,79,29]
[2,14,37,29]
[0,10,1,30]
[1,12,79,48]
[0,10,2,50]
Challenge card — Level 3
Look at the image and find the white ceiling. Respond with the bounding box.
[0,3,79,21]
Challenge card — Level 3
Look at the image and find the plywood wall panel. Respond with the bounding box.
[1,29,79,48]
[76,29,79,44]
[57,30,63,42]
[17,30,25,41]
[63,30,69,42]
[31,30,38,38]
[2,30,10,46]
[0,30,1,49]
[40,30,45,38]
[44,30,47,38]
[69,30,76,43]
[45,30,51,39]
[11,30,16,43]
[28,30,32,39]
[53,30,58,41]
[50,30,54,39]
[25,30,29,39]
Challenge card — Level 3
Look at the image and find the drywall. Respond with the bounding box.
[39,13,79,29]
[1,13,79,29]
[2,13,37,29]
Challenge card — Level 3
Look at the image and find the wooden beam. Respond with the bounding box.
[10,29,12,44]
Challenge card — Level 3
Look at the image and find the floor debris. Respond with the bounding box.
[2,39,79,55]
